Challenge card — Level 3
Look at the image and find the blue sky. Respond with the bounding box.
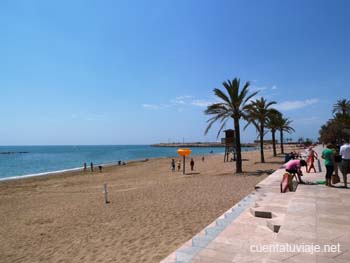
[1,0,349,145]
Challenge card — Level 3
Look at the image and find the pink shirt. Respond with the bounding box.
[285,160,301,170]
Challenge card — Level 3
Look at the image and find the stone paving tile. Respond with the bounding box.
[316,255,350,263]
[333,249,350,261]
[267,250,300,262]
[281,253,316,263]
[192,247,237,262]
[230,252,275,263]
[280,222,317,233]
[316,224,350,240]
[206,240,250,253]
[191,255,232,263]
[284,214,317,225]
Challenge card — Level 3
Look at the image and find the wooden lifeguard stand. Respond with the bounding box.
[222,129,235,162]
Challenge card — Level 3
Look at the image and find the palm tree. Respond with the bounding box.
[276,116,295,154]
[245,97,277,163]
[266,110,283,157]
[333,99,350,116]
[204,78,258,173]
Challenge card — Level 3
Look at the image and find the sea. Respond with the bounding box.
[0,145,255,181]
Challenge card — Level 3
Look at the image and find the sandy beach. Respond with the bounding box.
[0,146,301,263]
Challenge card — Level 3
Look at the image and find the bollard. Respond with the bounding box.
[103,183,110,204]
[317,159,322,173]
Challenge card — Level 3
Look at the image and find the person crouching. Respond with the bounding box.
[284,159,308,184]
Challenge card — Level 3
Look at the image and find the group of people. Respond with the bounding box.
[322,141,350,187]
[171,158,197,172]
[284,151,302,163]
[83,162,103,172]
[283,141,350,188]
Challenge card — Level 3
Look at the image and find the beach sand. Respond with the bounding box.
[0,146,301,263]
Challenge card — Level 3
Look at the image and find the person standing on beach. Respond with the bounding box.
[177,160,181,171]
[171,159,175,171]
[90,162,94,172]
[321,144,336,187]
[190,158,194,171]
[84,162,87,171]
[340,141,350,188]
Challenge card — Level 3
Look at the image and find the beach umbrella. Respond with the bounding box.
[177,148,192,175]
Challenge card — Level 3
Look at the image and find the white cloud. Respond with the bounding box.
[143,96,214,109]
[191,100,213,107]
[175,95,192,100]
[276,98,319,111]
[142,104,160,109]
[271,85,277,90]
[170,99,186,105]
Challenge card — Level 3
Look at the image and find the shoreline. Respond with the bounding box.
[0,143,298,183]
[0,152,226,183]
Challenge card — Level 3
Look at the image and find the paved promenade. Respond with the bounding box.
[161,145,350,263]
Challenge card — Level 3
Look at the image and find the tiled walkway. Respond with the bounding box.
[161,145,350,263]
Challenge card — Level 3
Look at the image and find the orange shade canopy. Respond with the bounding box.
[177,148,192,157]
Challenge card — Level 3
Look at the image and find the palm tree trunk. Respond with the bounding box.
[260,125,265,163]
[280,130,284,154]
[234,117,242,173]
[272,130,277,157]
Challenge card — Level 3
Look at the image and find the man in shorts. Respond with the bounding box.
[340,141,350,188]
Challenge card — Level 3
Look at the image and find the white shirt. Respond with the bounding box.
[340,143,350,160]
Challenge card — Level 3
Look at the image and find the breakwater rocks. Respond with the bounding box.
[151,143,256,148]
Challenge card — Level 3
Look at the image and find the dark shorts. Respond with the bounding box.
[325,165,334,179]
[341,159,350,175]
[286,169,298,174]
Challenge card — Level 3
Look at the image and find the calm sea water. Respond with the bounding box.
[0,145,256,181]
[0,145,248,181]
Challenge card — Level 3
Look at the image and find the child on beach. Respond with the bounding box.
[177,160,181,171]
[190,158,194,171]
[306,147,318,173]
[171,159,175,171]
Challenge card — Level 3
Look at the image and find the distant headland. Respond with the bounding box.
[150,142,257,148]
[0,151,29,154]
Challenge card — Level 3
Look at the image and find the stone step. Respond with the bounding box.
[175,246,202,262]
[216,218,232,227]
[205,225,225,237]
[249,207,274,218]
[266,220,281,233]
[174,250,193,262]
[225,210,242,220]
[192,235,213,248]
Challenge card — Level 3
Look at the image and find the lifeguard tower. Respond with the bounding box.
[222,129,236,162]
